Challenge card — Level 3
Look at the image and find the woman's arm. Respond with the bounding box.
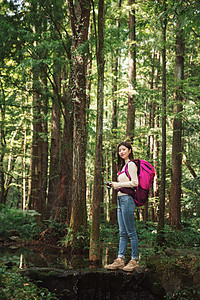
[111,162,138,189]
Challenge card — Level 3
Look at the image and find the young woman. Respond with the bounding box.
[104,141,139,271]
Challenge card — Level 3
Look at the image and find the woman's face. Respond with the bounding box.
[118,145,131,161]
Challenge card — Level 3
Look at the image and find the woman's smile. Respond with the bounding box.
[119,146,131,161]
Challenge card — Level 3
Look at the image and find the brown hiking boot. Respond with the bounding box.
[104,258,125,270]
[123,259,139,272]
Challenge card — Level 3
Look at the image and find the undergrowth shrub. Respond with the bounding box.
[61,226,90,250]
[0,265,58,299]
[165,285,200,300]
[161,223,200,248]
[0,204,40,240]
[100,221,119,245]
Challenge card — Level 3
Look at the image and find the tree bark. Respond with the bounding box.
[110,0,121,224]
[153,52,160,222]
[144,50,156,222]
[29,49,48,222]
[21,120,27,210]
[90,0,104,263]
[126,0,136,141]
[55,67,73,225]
[0,78,6,205]
[46,67,61,220]
[67,0,90,234]
[169,23,184,230]
[29,86,48,222]
[158,3,167,237]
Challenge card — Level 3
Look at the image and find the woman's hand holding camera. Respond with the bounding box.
[105,182,112,189]
[105,182,117,189]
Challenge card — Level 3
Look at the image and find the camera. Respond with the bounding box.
[105,182,112,189]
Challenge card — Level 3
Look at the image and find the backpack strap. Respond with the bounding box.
[133,159,140,176]
[124,160,139,180]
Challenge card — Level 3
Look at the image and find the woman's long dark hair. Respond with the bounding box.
[117,141,134,172]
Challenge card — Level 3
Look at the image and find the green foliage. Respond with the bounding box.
[43,218,68,242]
[0,265,58,299]
[162,223,200,248]
[138,221,200,250]
[62,227,90,250]
[165,286,200,300]
[100,221,119,246]
[136,220,157,243]
[0,204,40,240]
[151,252,200,300]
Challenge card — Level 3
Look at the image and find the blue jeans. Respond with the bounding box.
[117,195,139,260]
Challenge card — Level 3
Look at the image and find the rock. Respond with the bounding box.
[6,230,20,237]
[21,267,166,300]
[9,244,20,250]
[9,236,20,242]
[0,230,20,244]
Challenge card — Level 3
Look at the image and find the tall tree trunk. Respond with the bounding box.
[110,0,121,224]
[86,21,93,113]
[90,0,104,263]
[21,120,27,210]
[55,67,73,225]
[41,74,49,219]
[0,78,6,204]
[29,87,42,220]
[46,12,74,224]
[158,3,167,237]
[46,68,61,220]
[144,50,156,222]
[153,62,160,197]
[152,52,160,222]
[169,23,184,230]
[29,63,48,222]
[85,20,93,213]
[105,150,111,221]
[110,85,118,223]
[67,0,90,234]
[126,0,136,141]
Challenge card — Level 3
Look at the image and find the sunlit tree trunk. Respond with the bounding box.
[152,52,160,222]
[169,23,184,230]
[41,71,48,219]
[86,21,92,113]
[110,0,121,224]
[67,0,90,234]
[0,78,6,204]
[21,119,27,210]
[158,6,167,235]
[105,150,111,221]
[85,20,93,214]
[145,50,156,221]
[29,87,42,220]
[90,0,104,263]
[126,0,136,141]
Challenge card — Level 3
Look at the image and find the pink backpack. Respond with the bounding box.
[123,160,155,206]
